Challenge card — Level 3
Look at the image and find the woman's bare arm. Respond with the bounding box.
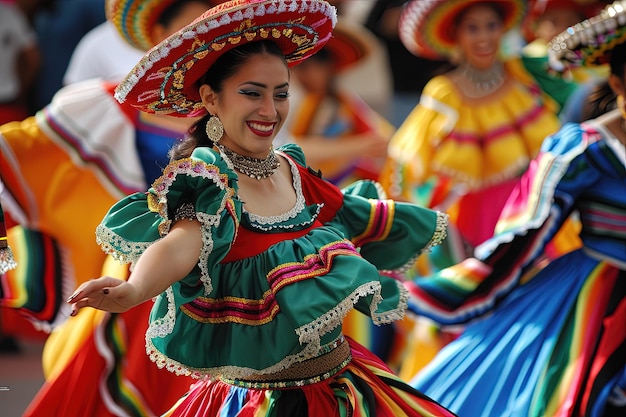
[67,219,203,314]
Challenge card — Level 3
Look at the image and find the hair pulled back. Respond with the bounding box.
[582,41,626,120]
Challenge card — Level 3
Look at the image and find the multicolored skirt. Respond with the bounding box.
[163,337,456,417]
[411,249,625,417]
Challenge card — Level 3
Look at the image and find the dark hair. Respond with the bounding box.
[579,40,626,121]
[580,80,617,121]
[169,40,286,161]
[609,40,626,79]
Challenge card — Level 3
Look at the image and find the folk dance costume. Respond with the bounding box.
[77,0,457,415]
[98,144,452,416]
[0,0,210,410]
[408,3,626,415]
[380,0,562,252]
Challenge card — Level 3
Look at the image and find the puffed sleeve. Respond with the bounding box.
[406,123,598,325]
[332,180,449,272]
[96,147,241,297]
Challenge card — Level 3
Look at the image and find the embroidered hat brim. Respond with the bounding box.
[114,0,337,117]
[398,0,526,59]
[548,0,626,71]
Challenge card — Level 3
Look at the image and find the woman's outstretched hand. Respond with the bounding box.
[67,276,142,315]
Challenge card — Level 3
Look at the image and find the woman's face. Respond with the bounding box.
[455,4,504,70]
[200,53,290,158]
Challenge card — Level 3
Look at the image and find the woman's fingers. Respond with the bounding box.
[66,290,81,303]
[67,277,129,315]
[69,294,103,316]
[67,277,120,303]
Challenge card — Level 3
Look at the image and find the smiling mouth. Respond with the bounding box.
[247,121,275,136]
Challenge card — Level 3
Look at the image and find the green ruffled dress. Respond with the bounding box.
[95,143,452,416]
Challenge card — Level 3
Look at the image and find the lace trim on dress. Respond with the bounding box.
[244,152,306,225]
[96,158,235,296]
[422,211,449,254]
[147,286,177,338]
[96,224,156,266]
[174,203,197,221]
[151,158,235,295]
[98,159,237,355]
[247,204,323,232]
[144,161,237,350]
[144,281,407,380]
[372,280,408,325]
[296,281,382,348]
[144,332,344,380]
[380,210,449,275]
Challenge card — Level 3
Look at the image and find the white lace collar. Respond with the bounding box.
[243,152,306,225]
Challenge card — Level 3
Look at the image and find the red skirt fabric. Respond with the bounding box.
[23,302,194,417]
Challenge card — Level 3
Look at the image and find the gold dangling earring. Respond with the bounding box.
[206,115,224,143]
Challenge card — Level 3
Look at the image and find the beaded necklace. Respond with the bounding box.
[217,144,280,180]
[459,61,505,97]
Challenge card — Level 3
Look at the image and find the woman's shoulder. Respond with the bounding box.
[189,146,222,164]
[421,73,458,98]
[183,146,238,175]
[276,142,307,166]
[157,146,239,197]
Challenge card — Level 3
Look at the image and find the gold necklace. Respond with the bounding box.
[460,61,505,96]
[217,144,280,180]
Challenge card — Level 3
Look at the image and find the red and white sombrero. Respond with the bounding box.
[114,0,337,117]
[398,0,526,59]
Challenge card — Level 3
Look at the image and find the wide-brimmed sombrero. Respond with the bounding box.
[398,0,526,59]
[548,0,626,70]
[320,20,374,72]
[106,0,221,51]
[114,0,337,117]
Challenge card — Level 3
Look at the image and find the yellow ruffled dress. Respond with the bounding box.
[380,58,562,248]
